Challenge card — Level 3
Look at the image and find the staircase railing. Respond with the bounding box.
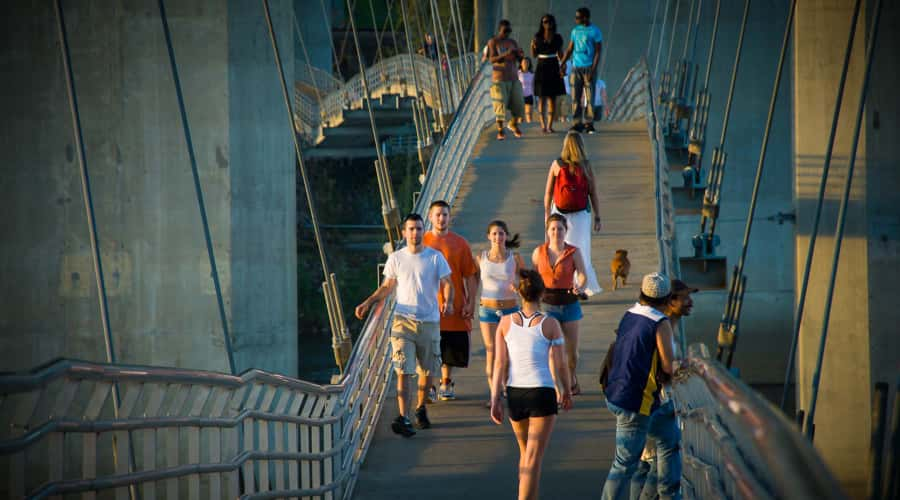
[612,57,847,499]
[0,296,394,499]
[294,53,476,145]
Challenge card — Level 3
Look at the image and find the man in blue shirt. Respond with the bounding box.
[559,7,603,134]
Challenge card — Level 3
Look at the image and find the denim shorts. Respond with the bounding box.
[543,301,583,322]
[478,305,521,324]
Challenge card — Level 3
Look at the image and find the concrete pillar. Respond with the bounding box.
[0,0,297,376]
[794,0,900,496]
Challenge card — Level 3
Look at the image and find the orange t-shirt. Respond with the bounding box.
[424,231,478,331]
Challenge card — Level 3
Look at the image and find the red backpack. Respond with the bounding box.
[553,160,589,212]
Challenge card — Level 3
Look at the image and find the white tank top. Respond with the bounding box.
[505,312,563,388]
[480,250,518,301]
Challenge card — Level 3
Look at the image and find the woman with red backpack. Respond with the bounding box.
[542,131,602,296]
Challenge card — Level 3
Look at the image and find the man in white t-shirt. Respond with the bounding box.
[355,213,453,437]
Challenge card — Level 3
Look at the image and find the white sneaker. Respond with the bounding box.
[438,382,456,401]
[427,385,437,404]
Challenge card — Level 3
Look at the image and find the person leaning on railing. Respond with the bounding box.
[600,272,681,500]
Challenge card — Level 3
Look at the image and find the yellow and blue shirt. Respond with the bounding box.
[604,303,669,415]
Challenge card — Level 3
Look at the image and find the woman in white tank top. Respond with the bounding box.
[478,221,526,404]
[491,269,573,500]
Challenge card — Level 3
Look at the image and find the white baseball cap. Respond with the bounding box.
[641,272,671,298]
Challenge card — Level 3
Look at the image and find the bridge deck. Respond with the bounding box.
[355,120,659,499]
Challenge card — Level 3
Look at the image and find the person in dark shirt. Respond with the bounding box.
[601,272,681,500]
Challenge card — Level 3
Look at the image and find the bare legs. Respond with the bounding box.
[524,103,533,123]
[511,416,557,500]
[480,321,497,395]
[537,97,557,132]
[561,320,580,393]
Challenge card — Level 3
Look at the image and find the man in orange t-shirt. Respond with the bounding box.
[424,200,479,401]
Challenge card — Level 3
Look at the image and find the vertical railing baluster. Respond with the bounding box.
[287,392,306,493]
[141,385,165,499]
[82,432,97,500]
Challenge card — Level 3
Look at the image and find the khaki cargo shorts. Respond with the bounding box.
[490,80,525,122]
[390,316,441,376]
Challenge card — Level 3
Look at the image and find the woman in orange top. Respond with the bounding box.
[532,213,588,394]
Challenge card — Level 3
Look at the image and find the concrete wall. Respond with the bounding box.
[794,0,900,496]
[0,0,297,376]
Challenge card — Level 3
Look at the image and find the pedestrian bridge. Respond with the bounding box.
[0,51,844,498]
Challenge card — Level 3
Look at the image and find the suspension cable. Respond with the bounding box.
[56,3,136,496]
[413,0,447,132]
[260,0,352,370]
[346,0,402,248]
[598,0,620,80]
[430,0,457,108]
[680,0,696,61]
[664,0,680,72]
[647,0,662,59]
[318,0,345,81]
[159,0,237,375]
[385,0,400,58]
[804,0,883,440]
[701,0,721,91]
[337,0,359,78]
[780,0,862,412]
[367,0,385,65]
[450,0,468,80]
[720,0,796,369]
[292,5,326,126]
[716,0,750,148]
[400,0,431,169]
[654,0,671,76]
[54,0,117,376]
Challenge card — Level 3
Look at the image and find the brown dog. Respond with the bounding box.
[611,250,630,290]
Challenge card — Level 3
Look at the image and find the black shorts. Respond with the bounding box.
[440,331,470,367]
[524,95,534,106]
[506,387,558,421]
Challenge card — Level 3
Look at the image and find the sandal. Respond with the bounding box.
[497,130,506,141]
[511,126,523,138]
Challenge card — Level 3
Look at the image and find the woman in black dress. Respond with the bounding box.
[531,14,566,133]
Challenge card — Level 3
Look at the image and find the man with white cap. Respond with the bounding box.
[601,272,681,500]
[634,278,697,499]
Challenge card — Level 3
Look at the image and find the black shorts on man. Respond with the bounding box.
[439,330,470,367]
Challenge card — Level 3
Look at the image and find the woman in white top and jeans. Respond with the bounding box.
[491,269,573,500]
[479,220,526,402]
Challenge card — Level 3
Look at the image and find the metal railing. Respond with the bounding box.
[0,297,395,499]
[294,53,477,145]
[624,56,846,499]
[414,62,492,213]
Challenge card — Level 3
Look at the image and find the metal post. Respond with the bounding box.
[804,0,883,440]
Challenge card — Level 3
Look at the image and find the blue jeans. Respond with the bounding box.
[601,400,682,500]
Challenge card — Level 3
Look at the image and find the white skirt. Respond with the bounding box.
[551,205,603,295]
